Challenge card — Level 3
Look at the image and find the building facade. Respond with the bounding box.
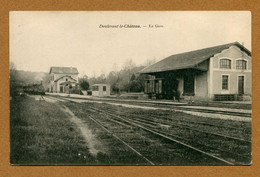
[49,67,79,93]
[140,42,251,101]
[91,84,111,97]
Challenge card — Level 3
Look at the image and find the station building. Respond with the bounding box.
[49,66,79,93]
[139,42,252,101]
[91,84,111,97]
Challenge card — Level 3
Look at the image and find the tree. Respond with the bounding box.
[130,74,136,81]
[80,80,90,90]
[10,62,18,97]
[123,59,136,92]
[82,75,88,80]
[128,74,148,92]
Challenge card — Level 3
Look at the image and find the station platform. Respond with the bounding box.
[46,93,251,108]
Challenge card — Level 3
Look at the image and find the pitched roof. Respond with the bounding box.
[139,42,251,74]
[49,67,79,74]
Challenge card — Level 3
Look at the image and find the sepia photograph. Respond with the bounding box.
[9,11,251,165]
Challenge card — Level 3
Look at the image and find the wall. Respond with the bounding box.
[211,46,252,96]
[49,73,55,92]
[178,71,209,101]
[92,84,111,97]
[56,76,77,93]
[49,73,78,92]
[195,71,208,99]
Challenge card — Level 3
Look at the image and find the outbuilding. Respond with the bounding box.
[139,42,251,101]
[91,84,111,97]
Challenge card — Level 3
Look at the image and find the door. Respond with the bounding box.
[238,76,244,94]
[184,75,195,96]
[60,86,63,93]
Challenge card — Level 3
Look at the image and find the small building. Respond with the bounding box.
[49,66,79,93]
[91,84,110,97]
[139,42,251,101]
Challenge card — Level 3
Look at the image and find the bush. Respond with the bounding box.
[80,81,89,90]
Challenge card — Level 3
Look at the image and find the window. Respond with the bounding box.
[92,86,99,91]
[222,75,229,90]
[103,86,106,91]
[219,59,231,69]
[66,78,68,81]
[236,60,247,70]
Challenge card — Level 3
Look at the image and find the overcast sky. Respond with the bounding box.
[10,11,251,77]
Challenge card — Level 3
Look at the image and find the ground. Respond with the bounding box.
[10,95,251,165]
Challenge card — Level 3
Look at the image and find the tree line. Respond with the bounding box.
[79,59,156,93]
[10,58,157,95]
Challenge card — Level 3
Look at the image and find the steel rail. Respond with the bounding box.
[47,95,251,117]
[130,110,250,130]
[100,108,251,143]
[86,114,155,165]
[46,96,154,164]
[89,106,235,165]
[90,107,250,161]
[46,95,249,164]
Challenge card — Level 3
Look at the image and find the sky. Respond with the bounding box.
[10,11,251,77]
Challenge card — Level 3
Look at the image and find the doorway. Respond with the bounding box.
[183,75,195,96]
[60,86,64,93]
[238,76,244,94]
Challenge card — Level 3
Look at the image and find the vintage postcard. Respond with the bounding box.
[9,11,251,165]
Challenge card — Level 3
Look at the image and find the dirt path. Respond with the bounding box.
[60,105,104,156]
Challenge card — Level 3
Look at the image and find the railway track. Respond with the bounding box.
[88,106,240,165]
[102,108,251,142]
[86,114,155,165]
[45,98,251,165]
[131,110,249,131]
[88,106,251,164]
[46,95,251,133]
[126,102,251,117]
[46,95,251,118]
